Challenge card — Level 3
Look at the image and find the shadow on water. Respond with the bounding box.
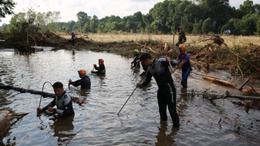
[0,49,259,145]
[155,121,179,146]
[50,115,76,145]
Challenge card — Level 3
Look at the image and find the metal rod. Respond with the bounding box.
[117,72,147,115]
[39,81,53,108]
[117,87,138,115]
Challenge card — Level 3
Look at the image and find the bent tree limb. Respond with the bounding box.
[0,84,55,98]
[219,38,260,73]
[179,92,260,101]
[0,84,83,104]
[135,42,159,54]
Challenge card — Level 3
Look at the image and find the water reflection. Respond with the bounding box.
[49,115,75,144]
[155,121,178,146]
[0,49,259,145]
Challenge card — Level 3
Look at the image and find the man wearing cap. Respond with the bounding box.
[69,69,91,89]
[131,49,140,69]
[175,27,186,47]
[92,59,106,74]
[172,44,192,88]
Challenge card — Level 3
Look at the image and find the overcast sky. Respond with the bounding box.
[0,0,259,25]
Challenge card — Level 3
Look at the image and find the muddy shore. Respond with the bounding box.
[0,31,259,80]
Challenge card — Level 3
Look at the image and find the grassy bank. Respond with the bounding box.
[58,32,259,79]
[1,31,259,79]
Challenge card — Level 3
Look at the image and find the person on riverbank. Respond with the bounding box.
[171,44,192,88]
[131,49,141,70]
[175,28,186,47]
[37,82,75,117]
[91,59,106,75]
[136,53,180,128]
[69,69,91,89]
[71,32,75,46]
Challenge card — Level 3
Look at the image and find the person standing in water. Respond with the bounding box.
[92,59,106,75]
[171,44,192,88]
[131,49,141,69]
[37,82,74,117]
[71,32,75,46]
[69,69,91,89]
[136,53,180,128]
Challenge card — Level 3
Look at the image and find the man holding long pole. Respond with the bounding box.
[136,53,180,128]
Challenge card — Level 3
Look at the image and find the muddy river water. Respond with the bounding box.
[0,49,259,145]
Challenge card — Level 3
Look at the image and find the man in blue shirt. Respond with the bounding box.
[172,44,192,88]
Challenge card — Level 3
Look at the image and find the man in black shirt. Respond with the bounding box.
[69,69,91,89]
[136,53,180,128]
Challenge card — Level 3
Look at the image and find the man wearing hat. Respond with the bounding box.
[131,49,141,69]
[69,69,91,89]
[172,44,192,88]
[92,59,106,74]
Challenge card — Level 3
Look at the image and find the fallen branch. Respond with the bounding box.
[0,84,84,105]
[0,84,55,98]
[217,37,260,73]
[191,70,218,79]
[190,60,208,72]
[135,42,159,54]
[203,76,237,88]
[179,92,260,101]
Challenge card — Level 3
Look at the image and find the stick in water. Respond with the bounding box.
[117,72,147,115]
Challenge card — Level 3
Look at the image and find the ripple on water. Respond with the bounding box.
[0,49,259,145]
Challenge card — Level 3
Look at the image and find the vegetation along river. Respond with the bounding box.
[0,48,259,145]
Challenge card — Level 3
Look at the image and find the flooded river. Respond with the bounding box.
[0,49,259,145]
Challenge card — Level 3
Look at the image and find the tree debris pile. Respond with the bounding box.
[188,35,260,79]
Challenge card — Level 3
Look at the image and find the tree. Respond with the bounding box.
[0,0,15,21]
[8,12,26,33]
[239,0,255,15]
[148,1,171,33]
[76,11,90,32]
[199,0,233,33]
[192,19,203,34]
[221,18,240,35]
[239,13,259,35]
[256,17,260,35]
[97,22,105,33]
[202,17,216,34]
[173,0,192,33]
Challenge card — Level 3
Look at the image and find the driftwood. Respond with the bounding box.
[179,92,260,101]
[0,84,84,104]
[135,42,159,54]
[203,76,237,88]
[0,84,56,98]
[190,59,208,72]
[217,37,260,73]
[191,71,237,88]
[191,71,218,79]
[0,112,10,135]
[238,78,250,90]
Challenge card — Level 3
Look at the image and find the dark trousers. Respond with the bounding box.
[157,82,179,128]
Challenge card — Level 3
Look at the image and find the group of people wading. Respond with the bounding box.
[37,28,190,129]
[37,59,106,116]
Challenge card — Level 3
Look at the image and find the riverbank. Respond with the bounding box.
[57,32,260,80]
[0,31,260,79]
